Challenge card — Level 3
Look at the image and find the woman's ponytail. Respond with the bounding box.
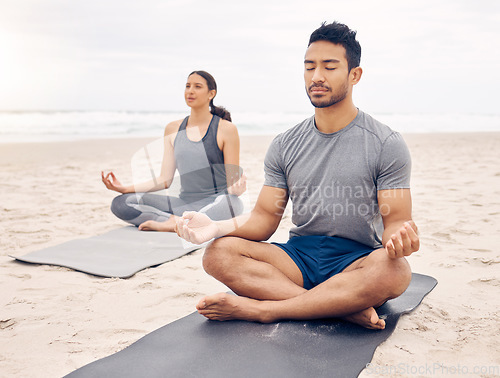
[209,101,232,122]
[189,70,232,122]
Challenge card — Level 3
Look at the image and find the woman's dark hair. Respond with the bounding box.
[188,70,232,121]
[308,21,361,71]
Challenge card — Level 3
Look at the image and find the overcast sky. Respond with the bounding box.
[0,0,498,114]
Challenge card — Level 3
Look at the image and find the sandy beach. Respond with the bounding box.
[1,132,499,377]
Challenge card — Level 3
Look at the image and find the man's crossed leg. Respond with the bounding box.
[196,236,411,329]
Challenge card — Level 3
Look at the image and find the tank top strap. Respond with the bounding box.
[202,115,224,195]
[202,115,224,164]
[204,114,220,142]
[178,116,189,132]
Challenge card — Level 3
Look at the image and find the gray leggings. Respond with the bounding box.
[110,192,244,226]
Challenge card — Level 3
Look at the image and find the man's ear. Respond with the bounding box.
[350,67,363,85]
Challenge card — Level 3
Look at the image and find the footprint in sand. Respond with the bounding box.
[136,281,162,290]
[431,232,454,242]
[469,248,492,253]
[174,291,205,299]
[7,273,32,280]
[463,257,500,267]
[468,278,500,287]
[0,318,16,330]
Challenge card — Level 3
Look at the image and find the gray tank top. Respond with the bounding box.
[173,115,227,201]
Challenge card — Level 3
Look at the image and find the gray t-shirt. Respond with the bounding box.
[264,110,411,248]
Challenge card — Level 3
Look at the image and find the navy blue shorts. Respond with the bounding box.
[272,235,375,290]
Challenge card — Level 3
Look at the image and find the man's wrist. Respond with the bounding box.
[214,221,225,238]
[214,217,240,239]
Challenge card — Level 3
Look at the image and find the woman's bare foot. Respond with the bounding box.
[342,307,386,330]
[196,293,273,323]
[138,216,177,232]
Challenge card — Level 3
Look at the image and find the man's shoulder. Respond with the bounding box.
[353,111,399,144]
[273,115,315,146]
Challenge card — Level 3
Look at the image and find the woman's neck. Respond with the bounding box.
[188,106,213,127]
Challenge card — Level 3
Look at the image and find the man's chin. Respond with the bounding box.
[307,94,331,108]
[309,94,347,109]
[310,100,333,109]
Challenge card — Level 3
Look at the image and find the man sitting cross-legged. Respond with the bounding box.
[175,21,419,330]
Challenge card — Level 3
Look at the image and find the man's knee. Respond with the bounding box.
[202,236,241,277]
[383,255,412,299]
[370,249,412,299]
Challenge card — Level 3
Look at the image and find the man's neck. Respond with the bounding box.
[314,102,359,134]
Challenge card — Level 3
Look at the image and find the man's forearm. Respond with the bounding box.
[215,209,280,241]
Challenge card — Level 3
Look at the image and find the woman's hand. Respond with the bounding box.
[101,171,128,193]
[227,173,247,196]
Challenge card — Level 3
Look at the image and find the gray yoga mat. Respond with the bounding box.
[10,226,205,278]
[66,273,437,378]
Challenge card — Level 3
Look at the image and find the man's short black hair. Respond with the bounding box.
[308,21,361,71]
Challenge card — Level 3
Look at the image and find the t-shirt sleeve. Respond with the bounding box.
[263,135,288,189]
[376,132,411,190]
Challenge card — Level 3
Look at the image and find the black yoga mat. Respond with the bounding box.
[66,273,437,377]
[10,226,205,278]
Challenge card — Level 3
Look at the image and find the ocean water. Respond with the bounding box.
[0,110,499,143]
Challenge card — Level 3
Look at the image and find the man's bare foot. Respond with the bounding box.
[197,294,385,330]
[196,293,273,323]
[342,307,386,330]
[138,216,177,232]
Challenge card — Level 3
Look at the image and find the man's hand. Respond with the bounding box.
[175,212,219,244]
[385,221,419,259]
